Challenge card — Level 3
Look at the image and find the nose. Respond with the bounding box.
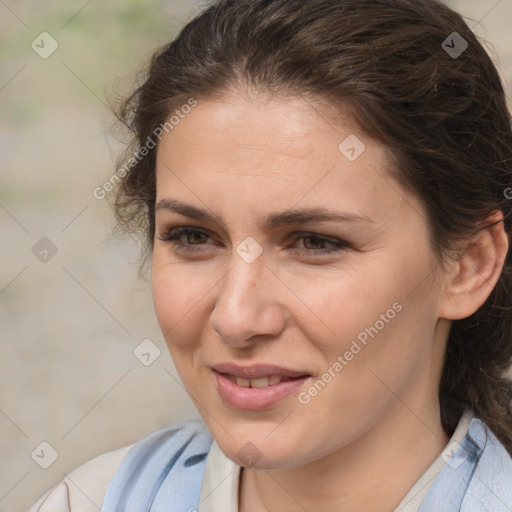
[209,251,286,348]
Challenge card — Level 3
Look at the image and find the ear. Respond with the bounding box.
[439,211,509,320]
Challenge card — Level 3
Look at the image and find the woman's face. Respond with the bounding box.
[152,91,450,469]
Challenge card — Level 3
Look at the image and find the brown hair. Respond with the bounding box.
[113,0,512,452]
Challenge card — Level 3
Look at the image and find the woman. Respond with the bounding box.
[30,0,512,510]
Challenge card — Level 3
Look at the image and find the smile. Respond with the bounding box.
[213,370,311,411]
[223,374,304,388]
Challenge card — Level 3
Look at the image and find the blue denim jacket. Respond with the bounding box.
[101,415,512,511]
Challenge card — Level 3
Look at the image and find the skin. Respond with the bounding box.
[151,89,508,512]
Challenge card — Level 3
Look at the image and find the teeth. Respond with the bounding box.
[269,375,282,385]
[233,375,286,388]
[251,377,270,388]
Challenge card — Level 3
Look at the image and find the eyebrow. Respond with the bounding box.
[155,198,374,229]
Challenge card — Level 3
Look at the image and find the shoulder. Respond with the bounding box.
[28,444,133,512]
[101,418,213,510]
[419,412,512,511]
[28,419,213,512]
[462,417,512,511]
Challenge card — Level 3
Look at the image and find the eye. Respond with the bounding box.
[291,232,350,256]
[158,227,350,257]
[158,227,215,252]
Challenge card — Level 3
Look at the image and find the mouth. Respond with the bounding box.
[218,373,308,388]
[211,364,313,411]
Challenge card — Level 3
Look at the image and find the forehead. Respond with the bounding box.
[154,92,417,224]
[158,92,355,166]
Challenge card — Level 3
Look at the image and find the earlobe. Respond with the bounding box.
[439,211,509,321]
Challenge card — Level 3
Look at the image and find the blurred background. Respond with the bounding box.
[0,1,511,510]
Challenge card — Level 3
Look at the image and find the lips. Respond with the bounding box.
[212,362,311,380]
[211,362,312,410]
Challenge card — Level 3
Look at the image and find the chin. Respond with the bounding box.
[211,427,303,470]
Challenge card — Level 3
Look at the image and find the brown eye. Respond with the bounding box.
[187,231,208,244]
[291,232,350,256]
[158,227,215,253]
[302,236,329,250]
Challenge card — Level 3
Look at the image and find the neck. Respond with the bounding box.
[239,400,449,512]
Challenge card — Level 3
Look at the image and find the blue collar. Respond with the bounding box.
[102,416,512,511]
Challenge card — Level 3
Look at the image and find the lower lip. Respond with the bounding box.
[214,371,311,411]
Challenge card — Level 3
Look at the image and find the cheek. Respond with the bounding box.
[151,258,211,350]
[313,281,440,416]
[298,255,437,380]
[284,263,403,355]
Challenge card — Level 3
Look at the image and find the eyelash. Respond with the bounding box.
[158,227,350,256]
